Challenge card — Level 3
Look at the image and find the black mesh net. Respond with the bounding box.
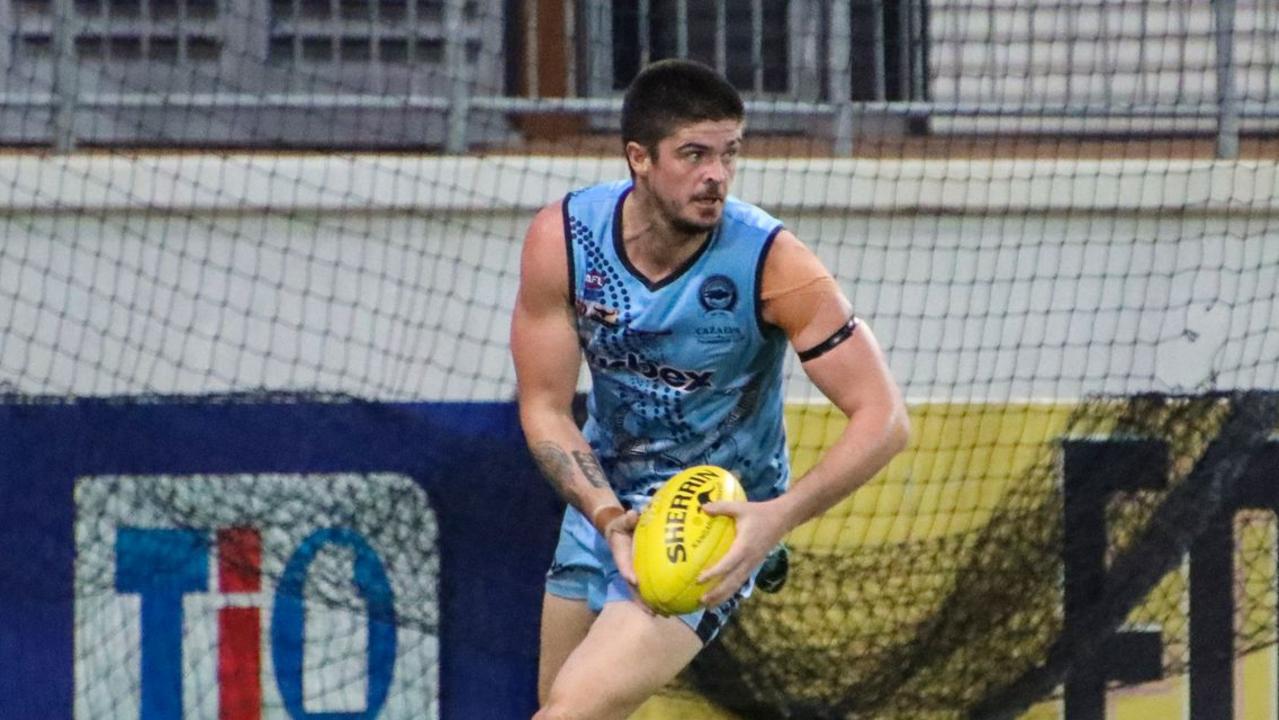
[2,1,1278,718]
[692,392,1278,719]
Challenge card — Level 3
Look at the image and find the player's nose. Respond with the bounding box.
[702,160,729,186]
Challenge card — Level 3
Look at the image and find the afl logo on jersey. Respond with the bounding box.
[698,275,737,312]
[584,269,607,299]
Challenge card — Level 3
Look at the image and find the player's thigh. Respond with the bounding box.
[544,600,703,719]
[539,592,597,704]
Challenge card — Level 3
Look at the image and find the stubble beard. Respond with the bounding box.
[670,215,718,236]
[665,196,721,237]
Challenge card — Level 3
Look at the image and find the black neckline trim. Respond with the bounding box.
[612,186,720,292]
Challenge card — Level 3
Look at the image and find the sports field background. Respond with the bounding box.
[5,153,1276,717]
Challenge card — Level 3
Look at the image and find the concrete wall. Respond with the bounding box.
[2,154,1277,400]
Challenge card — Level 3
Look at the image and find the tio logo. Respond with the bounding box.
[76,474,439,720]
[115,526,394,720]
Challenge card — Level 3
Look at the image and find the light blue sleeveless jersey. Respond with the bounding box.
[564,180,791,508]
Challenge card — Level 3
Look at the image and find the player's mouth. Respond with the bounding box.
[692,196,722,208]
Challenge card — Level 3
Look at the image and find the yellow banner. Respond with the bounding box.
[633,401,1277,720]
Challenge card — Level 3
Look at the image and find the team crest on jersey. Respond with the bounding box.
[696,275,743,344]
[698,275,737,312]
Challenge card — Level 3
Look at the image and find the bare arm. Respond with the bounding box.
[510,202,639,577]
[761,231,911,529]
[699,230,910,604]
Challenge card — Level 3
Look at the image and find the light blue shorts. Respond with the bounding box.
[544,505,756,644]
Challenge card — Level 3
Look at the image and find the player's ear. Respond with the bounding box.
[624,141,651,176]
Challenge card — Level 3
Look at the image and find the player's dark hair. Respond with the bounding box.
[621,59,744,156]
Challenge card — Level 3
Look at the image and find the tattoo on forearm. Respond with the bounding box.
[530,441,578,501]
[572,451,609,489]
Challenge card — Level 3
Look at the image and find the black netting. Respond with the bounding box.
[690,393,1279,719]
[3,1,1278,718]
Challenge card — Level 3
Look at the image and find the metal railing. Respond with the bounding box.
[1,0,1274,156]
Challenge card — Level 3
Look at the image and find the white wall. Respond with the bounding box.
[2,155,1277,401]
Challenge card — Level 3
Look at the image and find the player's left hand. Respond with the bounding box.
[697,498,790,607]
[604,509,641,588]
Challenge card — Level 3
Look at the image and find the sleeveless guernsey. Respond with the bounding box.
[563,180,791,508]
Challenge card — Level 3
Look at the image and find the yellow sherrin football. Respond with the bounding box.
[633,465,742,615]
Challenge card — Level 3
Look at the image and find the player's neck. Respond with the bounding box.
[620,187,710,281]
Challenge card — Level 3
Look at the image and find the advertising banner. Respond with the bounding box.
[0,398,561,720]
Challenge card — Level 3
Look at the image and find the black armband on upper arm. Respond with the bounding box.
[797,316,859,363]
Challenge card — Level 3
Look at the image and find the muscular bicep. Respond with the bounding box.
[511,203,621,512]
[510,202,582,421]
[761,231,901,417]
[760,230,852,353]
